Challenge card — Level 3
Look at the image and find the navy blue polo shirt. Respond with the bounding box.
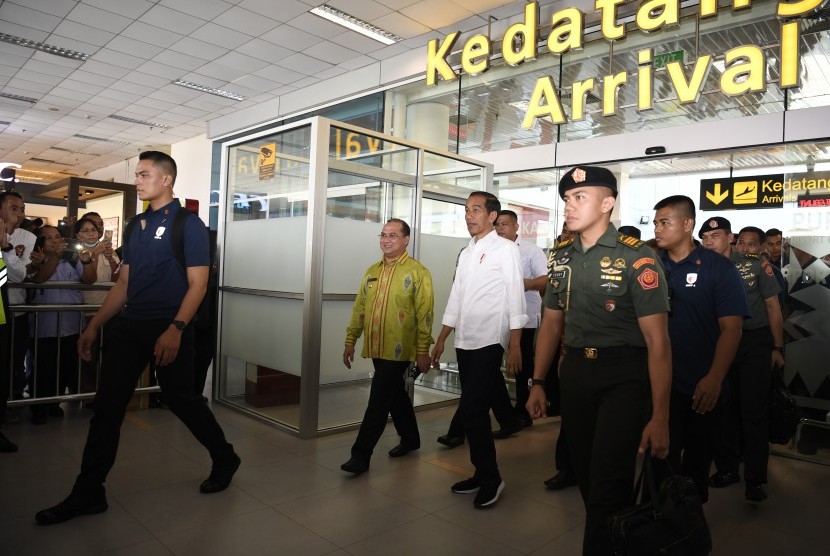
[122,199,209,320]
[660,244,749,396]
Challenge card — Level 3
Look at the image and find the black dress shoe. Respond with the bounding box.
[709,470,740,488]
[544,471,578,491]
[0,431,18,453]
[388,443,418,458]
[340,458,369,475]
[492,422,522,440]
[35,495,108,525]
[745,483,767,502]
[200,453,241,494]
[437,434,465,448]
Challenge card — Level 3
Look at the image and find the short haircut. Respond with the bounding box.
[73,217,97,237]
[139,150,177,186]
[80,211,101,221]
[386,218,410,237]
[0,190,23,208]
[765,227,783,238]
[37,225,59,237]
[469,191,501,215]
[739,226,766,244]
[654,195,696,222]
[498,210,518,222]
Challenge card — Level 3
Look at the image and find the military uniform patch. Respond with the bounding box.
[633,257,654,269]
[617,234,644,249]
[638,268,659,290]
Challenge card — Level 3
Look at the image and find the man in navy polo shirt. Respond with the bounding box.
[35,151,239,525]
[652,196,748,503]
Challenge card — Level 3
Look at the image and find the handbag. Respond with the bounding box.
[608,452,712,556]
[769,364,798,444]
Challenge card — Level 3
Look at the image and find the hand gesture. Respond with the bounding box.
[526,385,548,420]
[343,345,355,368]
[430,339,444,370]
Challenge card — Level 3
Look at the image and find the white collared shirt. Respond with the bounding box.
[442,229,528,350]
[516,238,548,329]
[5,227,35,305]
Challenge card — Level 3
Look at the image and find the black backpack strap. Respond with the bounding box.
[122,213,142,251]
[170,207,192,271]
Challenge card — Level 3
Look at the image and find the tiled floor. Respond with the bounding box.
[1,401,829,555]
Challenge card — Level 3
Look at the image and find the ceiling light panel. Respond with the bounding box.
[0,92,38,103]
[172,79,245,101]
[108,114,171,128]
[73,134,130,145]
[0,32,91,61]
[309,5,402,45]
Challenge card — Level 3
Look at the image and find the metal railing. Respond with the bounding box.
[6,282,161,407]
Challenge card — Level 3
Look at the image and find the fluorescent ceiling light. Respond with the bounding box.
[109,114,170,128]
[0,32,90,61]
[0,92,38,103]
[172,79,245,101]
[310,5,401,45]
[74,134,130,145]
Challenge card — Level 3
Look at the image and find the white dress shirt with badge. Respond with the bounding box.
[516,238,548,329]
[442,230,528,350]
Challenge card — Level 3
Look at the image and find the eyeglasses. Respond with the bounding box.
[378,233,401,240]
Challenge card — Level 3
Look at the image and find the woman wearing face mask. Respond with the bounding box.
[73,217,119,395]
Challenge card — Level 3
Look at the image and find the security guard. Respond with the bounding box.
[528,166,671,556]
[701,217,782,503]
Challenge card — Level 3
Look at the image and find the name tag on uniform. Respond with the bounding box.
[550,270,566,279]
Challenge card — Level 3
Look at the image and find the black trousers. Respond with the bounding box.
[659,389,723,504]
[73,316,234,497]
[555,421,573,474]
[714,327,772,484]
[30,335,79,416]
[457,344,504,487]
[513,327,536,420]
[560,348,650,556]
[446,356,515,438]
[0,322,9,419]
[351,359,419,463]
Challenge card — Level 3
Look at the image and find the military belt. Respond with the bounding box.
[565,345,646,360]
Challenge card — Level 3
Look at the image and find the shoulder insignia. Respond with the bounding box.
[617,233,644,250]
[744,252,759,259]
[555,238,574,249]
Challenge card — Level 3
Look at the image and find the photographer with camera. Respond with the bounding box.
[28,225,96,424]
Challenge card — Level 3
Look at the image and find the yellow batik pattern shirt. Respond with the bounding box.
[345,251,434,361]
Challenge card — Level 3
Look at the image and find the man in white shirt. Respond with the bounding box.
[431,191,527,509]
[1,191,36,412]
[495,210,548,427]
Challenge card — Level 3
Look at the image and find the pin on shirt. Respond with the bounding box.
[155,226,166,239]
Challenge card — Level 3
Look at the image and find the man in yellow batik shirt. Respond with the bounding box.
[340,218,434,475]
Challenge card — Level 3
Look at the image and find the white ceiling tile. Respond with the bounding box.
[0,2,61,33]
[253,65,305,85]
[292,75,318,89]
[97,87,143,103]
[37,92,89,109]
[121,21,185,49]
[106,36,166,59]
[212,6,278,37]
[288,12,349,37]
[400,0,474,29]
[302,41,360,65]
[4,78,52,95]
[189,22,252,49]
[13,69,64,87]
[66,4,134,35]
[328,31,386,53]
[85,95,133,110]
[238,0,309,23]
[276,53,333,75]
[371,11,431,39]
[56,79,106,96]
[168,37,228,61]
[52,19,116,47]
[193,62,248,82]
[82,0,155,20]
[72,70,118,88]
[0,21,49,42]
[166,104,210,117]
[22,58,77,79]
[230,74,282,93]
[160,0,234,20]
[153,50,208,72]
[177,73,226,88]
[260,24,320,50]
[376,0,420,9]
[370,41,412,60]
[81,60,133,80]
[120,71,172,89]
[147,85,201,103]
[213,51,269,74]
[139,4,208,35]
[235,38,293,65]
[9,0,76,18]
[314,66,347,80]
[90,48,148,71]
[336,55,377,71]
[43,34,100,56]
[110,80,157,97]
[438,14,487,34]
[135,60,185,80]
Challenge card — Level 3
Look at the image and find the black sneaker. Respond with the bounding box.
[745,483,767,502]
[451,477,480,494]
[35,495,108,525]
[474,480,505,509]
[709,470,740,488]
[340,458,369,475]
[200,453,241,494]
[437,434,465,448]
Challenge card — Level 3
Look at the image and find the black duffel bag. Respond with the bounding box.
[609,452,712,556]
[769,364,798,444]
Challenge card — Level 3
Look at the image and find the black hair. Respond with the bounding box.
[498,210,518,222]
[739,226,766,244]
[469,191,501,217]
[73,217,98,237]
[386,218,410,237]
[618,225,641,239]
[654,195,696,223]
[0,190,23,208]
[765,228,783,238]
[139,151,177,186]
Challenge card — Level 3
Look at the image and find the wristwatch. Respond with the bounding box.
[772,346,784,353]
[528,378,545,388]
[171,320,187,331]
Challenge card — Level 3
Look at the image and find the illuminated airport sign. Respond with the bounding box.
[700,171,830,211]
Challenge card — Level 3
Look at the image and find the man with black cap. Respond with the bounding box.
[701,216,782,502]
[652,198,747,504]
[527,166,671,556]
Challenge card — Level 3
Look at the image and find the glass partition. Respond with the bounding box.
[216,117,492,436]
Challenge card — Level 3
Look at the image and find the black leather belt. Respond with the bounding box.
[565,345,647,360]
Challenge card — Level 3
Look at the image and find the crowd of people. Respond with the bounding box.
[2,159,789,555]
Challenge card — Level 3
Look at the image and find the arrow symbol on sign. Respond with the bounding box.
[706,183,729,205]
